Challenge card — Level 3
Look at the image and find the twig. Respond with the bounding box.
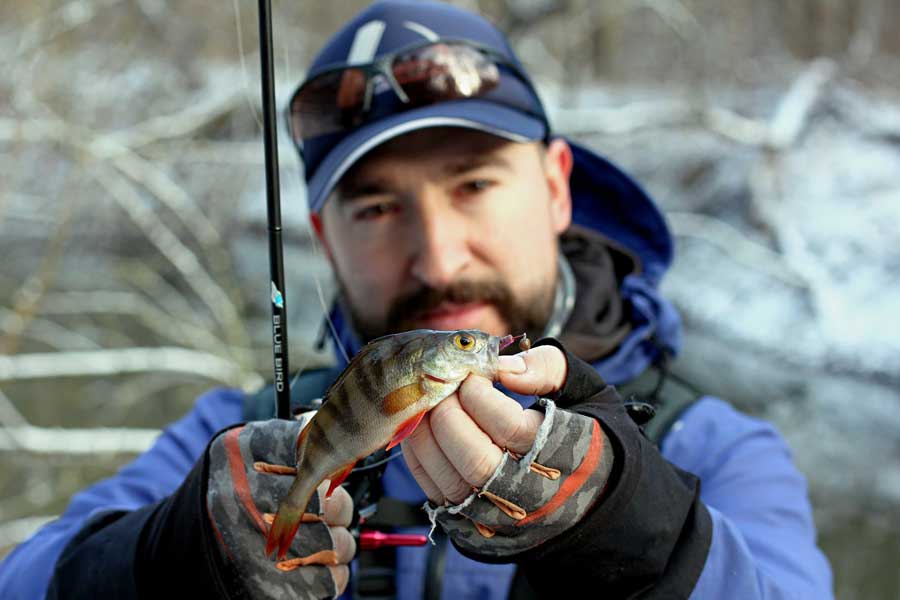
[0,388,27,428]
[91,164,247,350]
[551,98,694,136]
[119,262,216,330]
[0,307,102,351]
[12,0,123,58]
[637,0,702,40]
[39,291,232,355]
[664,211,809,287]
[111,372,206,412]
[0,347,263,390]
[703,107,771,146]
[103,92,244,152]
[846,0,885,71]
[0,116,250,350]
[0,516,55,549]
[767,59,837,150]
[0,425,160,454]
[0,179,76,355]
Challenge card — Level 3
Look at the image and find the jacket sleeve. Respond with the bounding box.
[510,374,713,597]
[663,398,834,599]
[510,340,833,598]
[0,387,245,600]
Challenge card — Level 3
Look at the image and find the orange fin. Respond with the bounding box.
[383,381,425,415]
[326,461,357,498]
[265,505,304,560]
[386,411,427,450]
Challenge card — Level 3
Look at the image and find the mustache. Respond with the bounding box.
[386,279,514,329]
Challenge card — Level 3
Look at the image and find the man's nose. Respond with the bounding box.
[408,195,471,288]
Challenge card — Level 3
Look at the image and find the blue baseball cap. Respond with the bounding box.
[293,0,550,214]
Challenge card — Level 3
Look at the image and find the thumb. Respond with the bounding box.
[496,345,567,396]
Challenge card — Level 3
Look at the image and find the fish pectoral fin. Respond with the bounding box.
[386,411,427,451]
[326,461,357,498]
[382,381,425,415]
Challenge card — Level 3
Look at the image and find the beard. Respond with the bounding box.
[341,276,556,344]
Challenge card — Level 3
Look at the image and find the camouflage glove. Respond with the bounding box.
[206,416,355,599]
[425,397,614,558]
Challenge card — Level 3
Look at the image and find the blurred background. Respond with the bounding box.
[1,1,898,597]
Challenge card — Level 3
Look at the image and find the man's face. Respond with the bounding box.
[313,128,573,341]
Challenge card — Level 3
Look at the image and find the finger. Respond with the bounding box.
[328,565,350,595]
[428,393,503,489]
[322,485,353,527]
[404,411,473,504]
[497,345,567,396]
[457,376,545,454]
[330,526,356,564]
[401,438,445,504]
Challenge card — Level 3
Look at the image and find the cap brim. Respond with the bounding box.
[306,99,547,213]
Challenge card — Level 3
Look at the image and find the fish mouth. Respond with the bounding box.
[490,335,501,357]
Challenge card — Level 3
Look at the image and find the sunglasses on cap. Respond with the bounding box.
[287,39,548,149]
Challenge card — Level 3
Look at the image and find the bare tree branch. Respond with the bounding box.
[0,347,263,390]
[846,0,885,71]
[103,92,244,152]
[91,164,247,351]
[0,181,76,355]
[0,307,102,351]
[0,425,160,454]
[768,58,837,150]
[39,292,233,355]
[0,114,251,350]
[12,0,123,58]
[552,99,695,135]
[0,389,27,428]
[665,211,809,287]
[636,0,702,40]
[0,516,55,550]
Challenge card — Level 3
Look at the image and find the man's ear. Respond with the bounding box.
[543,138,573,234]
[309,212,333,260]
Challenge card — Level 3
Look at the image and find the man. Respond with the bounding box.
[0,1,833,598]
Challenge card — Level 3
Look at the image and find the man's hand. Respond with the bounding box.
[206,419,356,598]
[401,343,615,558]
[402,345,567,503]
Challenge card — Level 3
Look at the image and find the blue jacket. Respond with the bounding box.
[0,141,832,598]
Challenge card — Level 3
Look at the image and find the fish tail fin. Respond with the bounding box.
[266,482,315,560]
[266,504,305,560]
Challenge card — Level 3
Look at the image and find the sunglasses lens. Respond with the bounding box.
[391,43,500,103]
[290,67,369,139]
[289,43,540,146]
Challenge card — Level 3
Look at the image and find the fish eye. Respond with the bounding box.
[453,333,475,351]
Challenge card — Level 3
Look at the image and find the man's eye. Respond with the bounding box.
[460,179,493,194]
[352,202,397,221]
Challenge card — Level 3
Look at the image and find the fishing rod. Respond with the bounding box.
[254,2,428,558]
[257,0,290,420]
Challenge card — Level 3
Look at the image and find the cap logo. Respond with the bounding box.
[402,21,439,42]
[346,20,440,64]
[347,20,386,65]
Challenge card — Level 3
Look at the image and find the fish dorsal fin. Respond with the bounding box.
[320,331,428,402]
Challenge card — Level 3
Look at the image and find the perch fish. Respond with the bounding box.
[266,328,520,559]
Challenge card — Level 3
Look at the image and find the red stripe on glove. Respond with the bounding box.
[224,426,269,536]
[517,420,603,526]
